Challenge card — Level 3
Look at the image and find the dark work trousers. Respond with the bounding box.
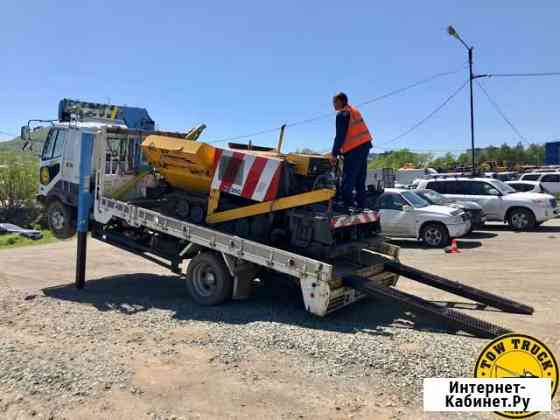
[340,142,371,208]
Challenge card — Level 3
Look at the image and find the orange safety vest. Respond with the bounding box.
[339,105,373,154]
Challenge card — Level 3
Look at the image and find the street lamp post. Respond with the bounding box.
[448,25,478,176]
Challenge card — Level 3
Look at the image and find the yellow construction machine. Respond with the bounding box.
[139,125,381,259]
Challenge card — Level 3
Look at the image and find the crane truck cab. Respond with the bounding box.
[21,99,155,239]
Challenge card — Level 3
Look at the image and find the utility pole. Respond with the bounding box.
[467,47,476,176]
[448,25,482,176]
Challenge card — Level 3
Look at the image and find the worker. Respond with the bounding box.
[330,92,373,210]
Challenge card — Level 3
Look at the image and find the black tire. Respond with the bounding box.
[420,223,450,248]
[189,205,205,224]
[507,208,535,231]
[47,200,76,239]
[185,252,233,305]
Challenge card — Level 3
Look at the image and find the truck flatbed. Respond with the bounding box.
[93,196,398,316]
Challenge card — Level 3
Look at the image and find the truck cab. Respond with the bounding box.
[23,99,155,239]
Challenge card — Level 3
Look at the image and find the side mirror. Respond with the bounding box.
[20,126,31,142]
[489,189,501,196]
[402,204,412,212]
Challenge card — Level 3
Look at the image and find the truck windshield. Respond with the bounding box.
[401,191,429,208]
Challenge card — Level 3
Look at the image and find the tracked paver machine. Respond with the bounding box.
[41,118,533,339]
[139,126,381,260]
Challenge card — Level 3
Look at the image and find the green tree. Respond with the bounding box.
[430,152,457,170]
[0,152,39,214]
[368,149,432,170]
[368,143,546,172]
[525,143,544,166]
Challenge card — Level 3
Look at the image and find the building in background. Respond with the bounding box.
[545,141,560,165]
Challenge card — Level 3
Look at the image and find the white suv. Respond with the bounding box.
[414,178,559,230]
[519,172,560,194]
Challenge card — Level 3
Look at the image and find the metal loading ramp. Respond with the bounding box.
[344,261,534,338]
[383,261,534,315]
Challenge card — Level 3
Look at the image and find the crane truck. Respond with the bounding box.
[23,99,534,338]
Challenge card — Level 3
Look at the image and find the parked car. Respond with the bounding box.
[484,171,519,182]
[414,177,559,230]
[518,172,560,194]
[414,189,486,230]
[375,188,471,247]
[505,180,552,194]
[0,223,43,240]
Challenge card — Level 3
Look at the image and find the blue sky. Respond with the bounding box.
[1,1,559,154]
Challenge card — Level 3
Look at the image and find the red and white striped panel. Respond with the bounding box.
[330,210,379,229]
[211,149,283,202]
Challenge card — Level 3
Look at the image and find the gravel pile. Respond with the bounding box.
[0,274,486,415]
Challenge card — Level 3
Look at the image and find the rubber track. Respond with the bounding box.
[344,276,511,338]
[384,260,534,315]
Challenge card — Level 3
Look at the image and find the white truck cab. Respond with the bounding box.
[22,99,156,238]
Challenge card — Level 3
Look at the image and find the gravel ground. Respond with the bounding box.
[0,277,493,418]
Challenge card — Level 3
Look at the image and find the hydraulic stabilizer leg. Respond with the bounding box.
[75,132,95,290]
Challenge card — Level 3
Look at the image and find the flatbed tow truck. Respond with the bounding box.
[25,101,534,339]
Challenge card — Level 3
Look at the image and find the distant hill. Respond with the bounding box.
[0,128,49,156]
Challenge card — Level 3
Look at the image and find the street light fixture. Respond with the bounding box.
[448,25,478,175]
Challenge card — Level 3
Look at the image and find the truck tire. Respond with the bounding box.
[507,208,535,231]
[47,200,76,239]
[185,252,233,305]
[420,223,450,248]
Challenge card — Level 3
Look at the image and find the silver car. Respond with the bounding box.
[375,189,470,247]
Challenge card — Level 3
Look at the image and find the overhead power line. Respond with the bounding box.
[207,126,281,145]
[285,68,464,129]
[206,67,464,144]
[484,72,560,78]
[376,80,469,148]
[475,80,528,143]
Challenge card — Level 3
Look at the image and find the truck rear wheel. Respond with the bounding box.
[47,200,76,239]
[185,252,233,305]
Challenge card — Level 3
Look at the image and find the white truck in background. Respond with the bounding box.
[395,167,437,188]
[366,168,395,190]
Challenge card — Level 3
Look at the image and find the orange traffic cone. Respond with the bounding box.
[446,239,461,254]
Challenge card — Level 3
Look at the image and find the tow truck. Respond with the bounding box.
[22,99,534,338]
